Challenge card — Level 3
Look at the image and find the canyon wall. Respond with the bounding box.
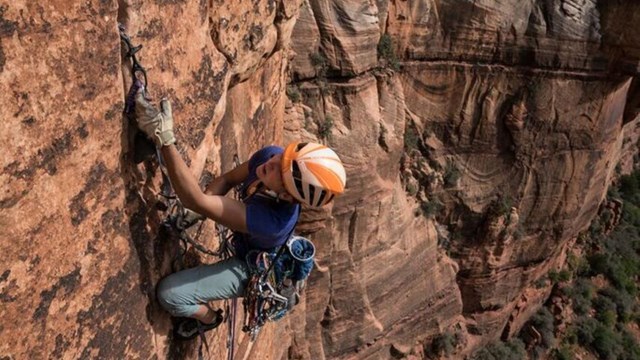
[1,1,638,359]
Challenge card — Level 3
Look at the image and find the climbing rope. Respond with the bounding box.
[119,24,219,360]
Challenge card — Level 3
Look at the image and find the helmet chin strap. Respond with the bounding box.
[245,180,292,203]
[262,188,279,200]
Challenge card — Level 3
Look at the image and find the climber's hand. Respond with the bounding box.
[134,88,176,147]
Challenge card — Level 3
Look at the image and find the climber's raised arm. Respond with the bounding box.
[133,88,248,233]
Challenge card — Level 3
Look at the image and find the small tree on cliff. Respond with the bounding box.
[377,33,400,70]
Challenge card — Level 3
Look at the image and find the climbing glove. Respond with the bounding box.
[134,88,176,147]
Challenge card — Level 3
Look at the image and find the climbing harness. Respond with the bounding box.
[241,234,314,340]
[242,245,290,340]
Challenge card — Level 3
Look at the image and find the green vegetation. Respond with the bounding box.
[310,51,329,78]
[471,338,526,360]
[567,252,590,277]
[470,170,640,360]
[310,52,331,95]
[403,125,420,151]
[548,269,571,284]
[556,171,640,359]
[552,345,573,360]
[286,85,301,103]
[377,33,400,70]
[534,277,548,289]
[443,161,461,187]
[519,307,556,358]
[563,278,595,315]
[428,332,458,357]
[406,182,418,196]
[421,198,443,218]
[318,115,334,140]
[497,195,513,217]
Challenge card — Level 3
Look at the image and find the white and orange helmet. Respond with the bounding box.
[281,142,346,207]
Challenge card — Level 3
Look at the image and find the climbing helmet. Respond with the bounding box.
[281,142,346,207]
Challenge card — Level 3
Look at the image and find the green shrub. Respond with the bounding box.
[421,199,443,218]
[404,126,419,151]
[593,295,617,327]
[553,345,573,360]
[575,316,599,345]
[471,339,526,360]
[569,278,595,315]
[607,186,622,200]
[599,287,636,323]
[310,52,328,77]
[623,201,640,227]
[286,85,301,103]
[528,307,556,349]
[619,172,640,198]
[620,329,640,360]
[589,219,603,237]
[588,252,636,294]
[567,253,590,276]
[592,324,621,360]
[318,115,334,140]
[430,332,457,356]
[558,270,571,282]
[563,326,578,345]
[587,253,610,275]
[498,196,513,217]
[534,277,547,289]
[377,33,400,70]
[406,183,418,196]
[443,161,461,187]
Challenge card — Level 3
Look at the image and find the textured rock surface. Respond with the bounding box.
[1,0,639,359]
[0,0,300,359]
[286,0,640,358]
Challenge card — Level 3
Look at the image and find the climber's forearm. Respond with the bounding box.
[204,161,250,196]
[160,145,204,210]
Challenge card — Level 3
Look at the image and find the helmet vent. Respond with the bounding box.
[316,189,327,206]
[292,159,302,178]
[309,184,316,204]
[292,160,305,196]
[296,143,307,151]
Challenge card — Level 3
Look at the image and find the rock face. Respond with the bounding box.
[0,0,300,359]
[0,1,638,360]
[286,0,640,358]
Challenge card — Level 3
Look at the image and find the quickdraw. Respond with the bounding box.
[118,23,148,90]
[119,23,174,203]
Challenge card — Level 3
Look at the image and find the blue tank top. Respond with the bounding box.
[233,146,300,259]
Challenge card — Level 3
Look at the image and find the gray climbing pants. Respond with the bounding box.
[156,256,250,317]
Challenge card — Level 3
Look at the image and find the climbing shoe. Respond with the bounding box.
[173,309,224,341]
